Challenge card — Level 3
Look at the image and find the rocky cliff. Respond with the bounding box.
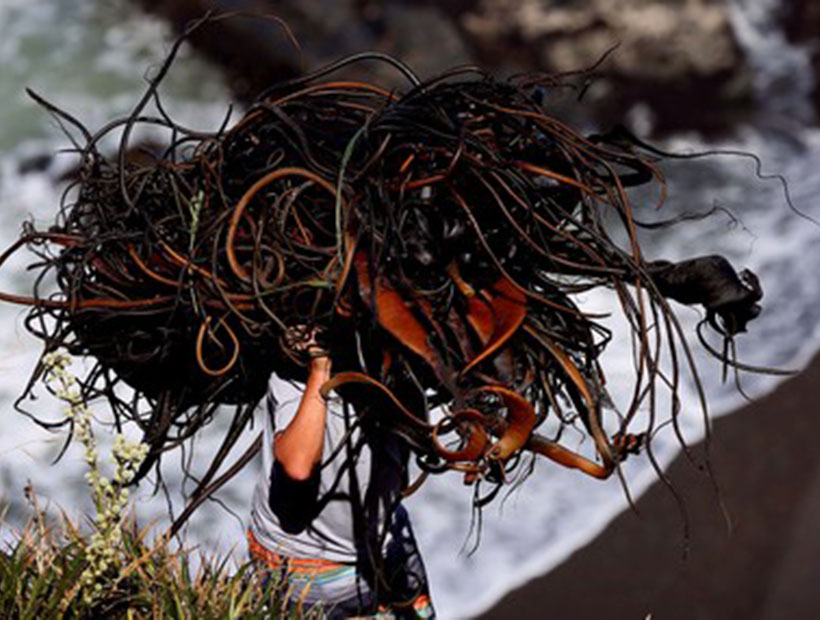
[134,0,818,133]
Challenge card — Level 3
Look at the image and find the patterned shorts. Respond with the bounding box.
[248,506,435,618]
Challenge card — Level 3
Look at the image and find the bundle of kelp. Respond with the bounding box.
[0,43,767,517]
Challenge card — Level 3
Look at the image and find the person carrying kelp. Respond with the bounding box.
[0,21,781,618]
[248,326,434,617]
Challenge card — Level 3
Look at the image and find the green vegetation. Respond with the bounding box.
[0,350,314,619]
[0,508,292,619]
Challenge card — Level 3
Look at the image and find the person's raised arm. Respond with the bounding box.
[273,326,331,481]
[274,355,331,480]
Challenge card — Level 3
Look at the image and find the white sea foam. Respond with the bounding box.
[1,3,819,620]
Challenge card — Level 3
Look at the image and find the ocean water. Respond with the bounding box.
[0,2,819,618]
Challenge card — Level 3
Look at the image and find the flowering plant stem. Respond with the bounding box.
[42,350,149,604]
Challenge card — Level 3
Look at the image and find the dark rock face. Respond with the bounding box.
[458,0,754,134]
[780,0,820,114]
[134,0,755,134]
[134,0,472,100]
[478,352,820,620]
[135,0,300,101]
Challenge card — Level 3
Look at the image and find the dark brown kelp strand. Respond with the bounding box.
[1,34,767,531]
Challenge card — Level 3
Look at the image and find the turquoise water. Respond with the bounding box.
[0,1,227,148]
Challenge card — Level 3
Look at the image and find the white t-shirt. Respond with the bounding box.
[249,375,405,564]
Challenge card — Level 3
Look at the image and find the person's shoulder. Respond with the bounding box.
[265,374,342,427]
[266,375,305,405]
[269,373,343,407]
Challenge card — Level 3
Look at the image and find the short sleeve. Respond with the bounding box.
[258,375,307,480]
[266,375,305,433]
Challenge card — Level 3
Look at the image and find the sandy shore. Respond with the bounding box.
[479,351,820,619]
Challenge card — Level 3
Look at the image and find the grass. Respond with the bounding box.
[0,500,302,619]
[0,350,320,618]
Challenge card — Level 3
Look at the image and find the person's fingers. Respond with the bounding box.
[283,324,327,354]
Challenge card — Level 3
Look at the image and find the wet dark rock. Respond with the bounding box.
[133,0,755,134]
[57,140,167,184]
[134,0,301,102]
[780,0,820,115]
[458,0,755,134]
[18,153,53,175]
[133,0,472,100]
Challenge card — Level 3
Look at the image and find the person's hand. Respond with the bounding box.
[283,324,330,367]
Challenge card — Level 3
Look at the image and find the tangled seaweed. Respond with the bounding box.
[0,27,773,535]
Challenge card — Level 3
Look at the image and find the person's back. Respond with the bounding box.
[248,333,434,617]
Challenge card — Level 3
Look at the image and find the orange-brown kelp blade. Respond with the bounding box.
[354,252,445,378]
[461,278,526,376]
[431,409,490,462]
[319,371,431,429]
[525,433,612,480]
[524,325,613,466]
[473,385,536,461]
